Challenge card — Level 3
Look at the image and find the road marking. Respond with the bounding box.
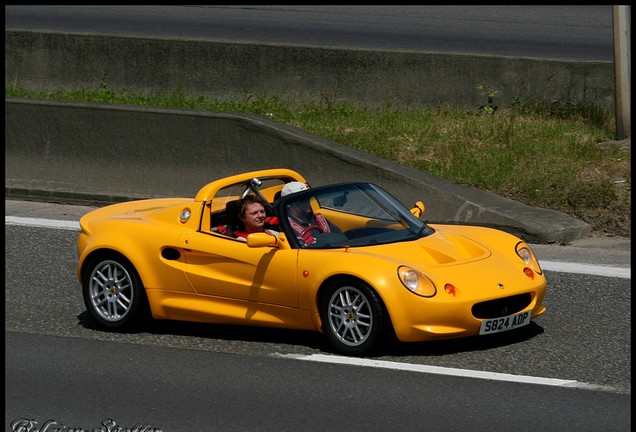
[5,216,630,279]
[5,216,79,231]
[278,353,614,391]
[541,260,630,279]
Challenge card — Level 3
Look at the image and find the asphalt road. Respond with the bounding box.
[4,201,631,431]
[5,5,614,61]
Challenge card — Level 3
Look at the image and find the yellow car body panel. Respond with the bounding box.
[294,226,546,342]
[194,168,307,203]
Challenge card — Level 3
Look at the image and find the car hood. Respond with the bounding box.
[351,229,492,266]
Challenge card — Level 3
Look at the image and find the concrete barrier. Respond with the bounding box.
[5,29,614,110]
[5,98,591,244]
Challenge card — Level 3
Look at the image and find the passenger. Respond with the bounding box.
[234,194,279,242]
[281,181,338,246]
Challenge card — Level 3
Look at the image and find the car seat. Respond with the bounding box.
[224,200,243,238]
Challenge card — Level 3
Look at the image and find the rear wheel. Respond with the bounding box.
[82,257,148,330]
[320,281,386,356]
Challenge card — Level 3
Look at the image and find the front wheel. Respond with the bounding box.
[82,256,148,330]
[320,281,386,356]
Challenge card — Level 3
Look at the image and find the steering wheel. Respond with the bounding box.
[299,224,324,237]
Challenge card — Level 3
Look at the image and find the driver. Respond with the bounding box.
[234,194,280,242]
[281,182,336,246]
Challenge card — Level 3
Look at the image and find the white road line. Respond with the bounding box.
[5,216,79,231]
[5,216,630,279]
[277,353,613,391]
[541,260,630,279]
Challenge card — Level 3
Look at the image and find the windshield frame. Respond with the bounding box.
[274,182,433,249]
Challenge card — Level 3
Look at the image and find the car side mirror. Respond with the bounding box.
[410,201,426,218]
[246,232,290,249]
[246,232,278,248]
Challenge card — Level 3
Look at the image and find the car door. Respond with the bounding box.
[180,232,299,309]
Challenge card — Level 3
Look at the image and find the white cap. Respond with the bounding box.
[281,181,308,197]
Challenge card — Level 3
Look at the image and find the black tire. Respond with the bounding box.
[82,256,148,330]
[320,281,386,356]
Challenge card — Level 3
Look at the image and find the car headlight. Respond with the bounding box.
[516,242,543,275]
[397,266,437,297]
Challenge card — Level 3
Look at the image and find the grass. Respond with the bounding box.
[5,86,631,238]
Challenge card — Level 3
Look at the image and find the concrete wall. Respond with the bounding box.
[5,98,591,244]
[5,29,615,109]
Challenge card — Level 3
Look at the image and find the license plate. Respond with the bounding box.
[479,310,531,335]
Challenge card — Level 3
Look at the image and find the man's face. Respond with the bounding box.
[289,199,312,220]
[241,202,266,233]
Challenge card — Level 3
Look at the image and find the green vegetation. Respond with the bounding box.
[6,86,630,238]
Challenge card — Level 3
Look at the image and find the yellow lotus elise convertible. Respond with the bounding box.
[77,168,547,355]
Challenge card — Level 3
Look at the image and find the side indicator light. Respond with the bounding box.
[444,284,456,296]
[523,267,535,279]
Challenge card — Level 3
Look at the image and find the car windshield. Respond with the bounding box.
[278,183,433,248]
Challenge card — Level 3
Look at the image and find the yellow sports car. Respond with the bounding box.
[77,168,547,355]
